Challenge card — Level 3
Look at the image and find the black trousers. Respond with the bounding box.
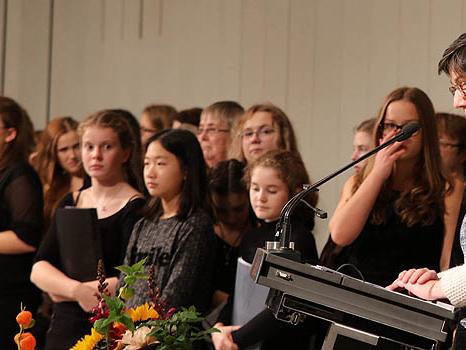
[45,302,92,350]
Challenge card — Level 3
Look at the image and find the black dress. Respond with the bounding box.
[344,198,444,287]
[0,161,43,350]
[35,192,145,350]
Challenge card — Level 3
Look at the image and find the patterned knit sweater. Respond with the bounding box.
[439,213,466,307]
[122,209,216,314]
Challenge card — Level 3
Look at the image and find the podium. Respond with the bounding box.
[250,248,456,350]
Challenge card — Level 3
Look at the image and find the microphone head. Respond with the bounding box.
[397,122,420,141]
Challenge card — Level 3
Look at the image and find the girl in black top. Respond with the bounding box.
[329,87,452,287]
[31,110,145,349]
[212,150,319,350]
[209,159,255,309]
[0,97,44,349]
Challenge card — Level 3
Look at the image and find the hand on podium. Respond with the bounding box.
[386,268,445,301]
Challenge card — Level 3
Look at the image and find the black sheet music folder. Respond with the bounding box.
[55,207,101,282]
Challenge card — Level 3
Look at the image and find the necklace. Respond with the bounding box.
[89,183,126,213]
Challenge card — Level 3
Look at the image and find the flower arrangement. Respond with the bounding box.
[71,259,217,350]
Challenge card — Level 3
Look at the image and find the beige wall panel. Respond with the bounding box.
[287,0,315,145]
[50,0,103,119]
[4,0,50,129]
[122,0,141,40]
[367,1,400,110]
[429,0,464,114]
[214,0,242,103]
[239,0,267,106]
[261,0,289,108]
[398,0,430,88]
[169,0,244,107]
[141,0,163,39]
[339,0,372,162]
[306,0,344,248]
[0,0,6,94]
[287,0,322,245]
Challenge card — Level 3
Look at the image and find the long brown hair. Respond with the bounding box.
[0,97,34,170]
[354,87,446,227]
[33,117,83,224]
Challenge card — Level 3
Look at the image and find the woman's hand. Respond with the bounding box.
[371,130,406,181]
[72,282,99,312]
[211,323,241,350]
[386,268,444,301]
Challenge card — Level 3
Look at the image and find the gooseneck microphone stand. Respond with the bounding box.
[270,122,421,261]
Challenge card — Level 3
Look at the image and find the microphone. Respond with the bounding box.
[395,122,420,141]
[273,121,421,254]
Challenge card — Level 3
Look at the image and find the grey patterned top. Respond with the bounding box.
[122,210,216,314]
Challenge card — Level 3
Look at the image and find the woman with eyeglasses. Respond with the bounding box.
[329,87,455,288]
[229,103,298,164]
[197,101,244,168]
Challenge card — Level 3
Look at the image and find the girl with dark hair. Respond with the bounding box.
[0,96,43,348]
[329,87,453,287]
[31,110,145,349]
[209,159,255,309]
[123,129,216,314]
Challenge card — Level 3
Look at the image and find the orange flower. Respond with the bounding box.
[14,332,36,350]
[16,311,32,327]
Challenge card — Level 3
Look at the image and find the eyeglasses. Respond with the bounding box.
[379,121,419,136]
[240,127,276,140]
[448,82,466,97]
[197,127,230,136]
[140,126,158,134]
[439,140,461,148]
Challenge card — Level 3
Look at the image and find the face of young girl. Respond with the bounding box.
[249,165,289,222]
[381,100,422,161]
[241,112,280,163]
[81,126,129,182]
[144,140,184,201]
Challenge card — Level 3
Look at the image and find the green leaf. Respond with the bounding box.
[119,313,135,332]
[124,275,137,285]
[23,318,36,330]
[131,257,148,272]
[93,318,109,334]
[114,265,132,275]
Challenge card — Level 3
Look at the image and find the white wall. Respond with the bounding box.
[1,0,464,251]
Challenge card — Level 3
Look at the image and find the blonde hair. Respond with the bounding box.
[229,103,298,163]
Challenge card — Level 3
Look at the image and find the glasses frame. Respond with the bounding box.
[448,83,466,97]
[197,127,230,136]
[240,126,276,140]
[439,140,462,149]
